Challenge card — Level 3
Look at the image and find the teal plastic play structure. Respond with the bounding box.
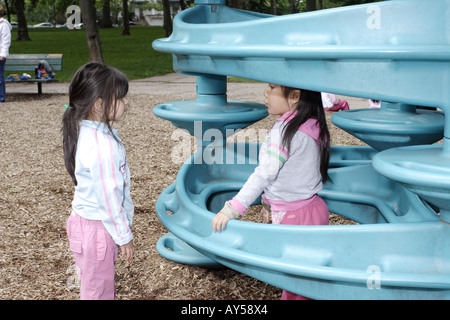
[152,0,450,299]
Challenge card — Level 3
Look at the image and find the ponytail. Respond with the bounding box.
[62,106,79,185]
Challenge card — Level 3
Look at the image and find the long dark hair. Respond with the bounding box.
[280,87,331,183]
[62,62,129,185]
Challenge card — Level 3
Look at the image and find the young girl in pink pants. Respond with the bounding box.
[62,63,135,299]
[212,84,331,300]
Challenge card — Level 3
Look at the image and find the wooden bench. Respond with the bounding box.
[6,54,63,94]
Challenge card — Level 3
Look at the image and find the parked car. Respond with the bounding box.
[120,21,140,27]
[33,22,54,28]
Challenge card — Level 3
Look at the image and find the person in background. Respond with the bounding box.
[0,5,11,102]
[321,92,349,111]
[369,99,381,108]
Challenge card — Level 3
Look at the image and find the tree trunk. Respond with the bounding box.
[289,0,297,13]
[14,0,31,41]
[5,0,11,22]
[121,0,130,36]
[80,0,104,63]
[162,0,172,37]
[270,0,276,15]
[102,0,113,28]
[306,0,316,12]
[179,0,187,11]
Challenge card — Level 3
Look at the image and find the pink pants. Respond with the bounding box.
[273,196,329,300]
[66,211,119,300]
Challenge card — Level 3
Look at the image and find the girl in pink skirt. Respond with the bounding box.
[212,84,331,300]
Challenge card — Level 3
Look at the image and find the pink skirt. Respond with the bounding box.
[271,195,329,300]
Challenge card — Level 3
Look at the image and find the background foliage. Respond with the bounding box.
[9,27,173,81]
[6,0,384,81]
[8,0,384,24]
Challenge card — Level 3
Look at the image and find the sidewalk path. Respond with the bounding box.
[6,72,370,108]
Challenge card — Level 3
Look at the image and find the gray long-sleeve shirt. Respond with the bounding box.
[72,120,134,246]
[229,111,323,214]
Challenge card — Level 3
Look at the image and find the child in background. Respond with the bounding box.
[62,62,134,300]
[369,99,381,108]
[321,92,349,111]
[212,83,331,300]
[0,6,11,102]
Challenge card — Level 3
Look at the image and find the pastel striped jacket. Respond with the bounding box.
[229,111,323,215]
[72,120,134,246]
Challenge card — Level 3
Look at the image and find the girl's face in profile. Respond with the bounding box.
[111,97,129,121]
[263,84,299,116]
[88,96,129,122]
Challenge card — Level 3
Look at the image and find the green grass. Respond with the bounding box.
[10,27,174,82]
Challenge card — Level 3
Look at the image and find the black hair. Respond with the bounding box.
[280,87,331,183]
[62,62,128,185]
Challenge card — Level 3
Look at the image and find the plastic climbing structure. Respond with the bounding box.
[152,0,450,299]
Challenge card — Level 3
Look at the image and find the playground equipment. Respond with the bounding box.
[152,0,450,299]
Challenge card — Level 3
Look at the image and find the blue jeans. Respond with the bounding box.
[0,59,5,102]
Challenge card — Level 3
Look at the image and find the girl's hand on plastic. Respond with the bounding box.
[120,241,135,262]
[212,212,230,232]
[212,201,240,232]
[260,207,270,223]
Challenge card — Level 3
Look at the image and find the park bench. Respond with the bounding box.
[5,54,63,94]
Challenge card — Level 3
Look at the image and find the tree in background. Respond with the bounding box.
[306,0,316,11]
[14,0,31,40]
[80,0,103,63]
[102,0,113,28]
[11,0,384,42]
[162,0,171,36]
[121,0,130,35]
[4,0,11,21]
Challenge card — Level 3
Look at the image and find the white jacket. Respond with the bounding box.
[0,18,11,58]
[72,120,134,246]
